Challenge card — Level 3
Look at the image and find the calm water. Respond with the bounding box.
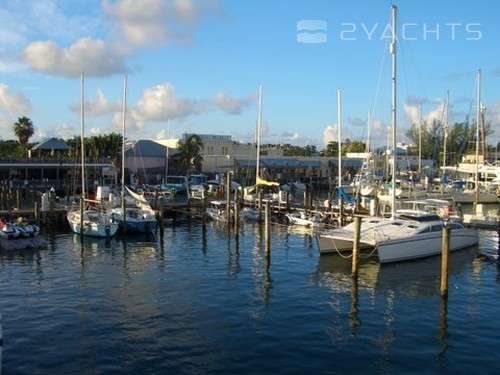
[0,216,499,374]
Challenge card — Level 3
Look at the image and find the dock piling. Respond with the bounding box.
[440,225,451,296]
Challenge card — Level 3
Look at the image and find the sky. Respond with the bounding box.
[0,0,499,151]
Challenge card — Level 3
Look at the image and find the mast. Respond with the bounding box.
[165,119,171,181]
[474,69,481,209]
[80,72,85,232]
[121,75,127,232]
[337,88,342,189]
[256,84,263,183]
[366,110,371,154]
[80,73,85,201]
[418,103,422,178]
[390,4,397,219]
[443,90,449,184]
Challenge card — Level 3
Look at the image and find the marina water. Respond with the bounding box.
[0,216,499,374]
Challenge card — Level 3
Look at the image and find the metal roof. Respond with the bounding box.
[32,137,71,151]
[124,140,177,157]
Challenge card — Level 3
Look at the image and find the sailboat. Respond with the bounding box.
[457,70,500,229]
[241,84,280,220]
[107,76,158,234]
[315,5,478,263]
[66,73,119,238]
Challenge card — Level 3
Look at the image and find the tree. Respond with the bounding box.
[176,134,204,174]
[342,139,366,154]
[320,141,339,157]
[66,133,123,162]
[406,119,495,167]
[0,140,24,157]
[13,116,35,150]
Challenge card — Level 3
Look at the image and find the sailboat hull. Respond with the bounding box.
[67,210,119,238]
[376,229,478,263]
[108,208,158,233]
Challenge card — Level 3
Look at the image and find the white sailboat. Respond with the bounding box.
[315,5,478,263]
[107,76,158,234]
[457,70,500,229]
[241,84,280,220]
[66,73,119,238]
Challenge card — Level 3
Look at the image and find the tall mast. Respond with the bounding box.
[418,103,422,177]
[366,110,371,153]
[390,4,397,219]
[79,72,85,233]
[80,73,85,202]
[121,75,127,190]
[337,88,342,188]
[474,69,481,209]
[256,84,263,182]
[121,75,127,232]
[443,90,449,183]
[165,119,170,181]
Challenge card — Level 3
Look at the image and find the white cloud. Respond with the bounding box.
[321,124,353,146]
[104,0,221,48]
[18,0,221,77]
[23,37,127,77]
[87,88,121,116]
[213,91,256,115]
[51,122,77,139]
[0,0,103,73]
[135,83,207,121]
[404,98,447,128]
[0,83,32,115]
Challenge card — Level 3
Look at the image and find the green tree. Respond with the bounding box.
[13,116,35,152]
[66,133,123,161]
[342,139,366,154]
[176,134,204,174]
[0,140,24,157]
[406,119,495,166]
[320,141,339,157]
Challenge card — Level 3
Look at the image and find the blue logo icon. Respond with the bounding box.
[297,20,327,43]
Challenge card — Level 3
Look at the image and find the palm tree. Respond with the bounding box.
[176,134,204,175]
[13,116,35,151]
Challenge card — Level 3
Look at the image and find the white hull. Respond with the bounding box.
[376,229,478,263]
[316,215,479,263]
[67,210,119,238]
[286,212,325,227]
[316,234,374,253]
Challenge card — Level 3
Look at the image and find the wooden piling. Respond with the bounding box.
[226,171,232,225]
[158,198,164,227]
[352,216,361,275]
[201,189,207,223]
[16,189,21,210]
[440,225,450,296]
[34,201,40,227]
[265,201,271,253]
[233,189,239,238]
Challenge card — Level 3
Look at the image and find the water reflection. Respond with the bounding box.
[436,296,448,369]
[317,247,478,371]
[225,233,241,277]
[318,248,477,296]
[251,222,272,306]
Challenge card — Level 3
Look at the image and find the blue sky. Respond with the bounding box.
[0,0,499,150]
